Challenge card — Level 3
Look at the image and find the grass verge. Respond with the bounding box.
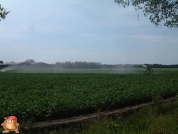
[17,98,178,134]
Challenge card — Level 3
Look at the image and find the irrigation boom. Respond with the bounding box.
[142,64,154,75]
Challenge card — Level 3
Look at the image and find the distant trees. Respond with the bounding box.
[115,0,178,28]
[102,64,143,68]
[54,61,178,69]
[25,59,35,63]
[0,4,10,21]
[55,61,101,69]
[144,64,178,68]
[1,59,177,68]
[101,64,178,68]
[54,62,178,69]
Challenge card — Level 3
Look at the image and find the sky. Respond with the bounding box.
[0,0,178,65]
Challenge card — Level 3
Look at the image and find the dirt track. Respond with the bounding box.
[22,97,177,129]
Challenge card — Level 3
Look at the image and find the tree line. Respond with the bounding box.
[143,64,178,68]
[1,60,178,69]
[55,61,101,69]
[54,62,178,69]
[102,64,178,68]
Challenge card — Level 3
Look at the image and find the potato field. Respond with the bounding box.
[0,73,178,123]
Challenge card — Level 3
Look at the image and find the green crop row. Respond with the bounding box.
[0,73,178,123]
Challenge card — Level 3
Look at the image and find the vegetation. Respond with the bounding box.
[20,100,178,134]
[144,64,178,68]
[1,60,178,71]
[0,73,178,124]
[0,4,10,21]
[51,62,178,69]
[102,64,178,69]
[115,0,178,28]
[55,61,101,69]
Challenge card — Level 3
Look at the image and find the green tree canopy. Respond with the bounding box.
[115,0,178,28]
[0,4,10,21]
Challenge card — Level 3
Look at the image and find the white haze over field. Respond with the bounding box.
[0,66,15,72]
[142,64,147,68]
[0,0,178,65]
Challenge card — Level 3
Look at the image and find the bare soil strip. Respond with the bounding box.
[22,97,177,129]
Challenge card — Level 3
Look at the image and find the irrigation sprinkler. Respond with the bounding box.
[142,64,154,75]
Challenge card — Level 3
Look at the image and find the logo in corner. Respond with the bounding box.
[1,116,19,133]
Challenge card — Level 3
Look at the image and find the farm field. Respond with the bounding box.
[0,72,178,125]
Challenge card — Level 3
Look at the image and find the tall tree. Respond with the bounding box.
[115,0,178,28]
[0,4,10,21]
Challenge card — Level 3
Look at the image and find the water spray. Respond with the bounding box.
[142,64,147,68]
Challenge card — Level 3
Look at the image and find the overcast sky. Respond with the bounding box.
[0,0,178,64]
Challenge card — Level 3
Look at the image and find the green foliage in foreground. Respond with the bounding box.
[16,99,178,134]
[0,73,178,123]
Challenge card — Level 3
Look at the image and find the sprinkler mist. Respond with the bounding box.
[142,64,154,75]
[142,64,147,68]
[1,66,14,72]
